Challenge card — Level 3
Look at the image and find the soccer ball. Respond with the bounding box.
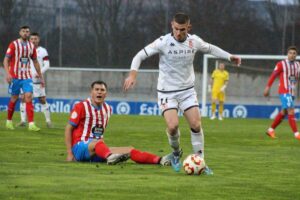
[183,154,206,175]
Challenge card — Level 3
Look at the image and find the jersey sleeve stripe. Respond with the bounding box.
[69,121,78,127]
[143,48,149,56]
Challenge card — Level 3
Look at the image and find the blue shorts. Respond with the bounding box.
[72,139,106,162]
[8,79,33,95]
[280,94,294,109]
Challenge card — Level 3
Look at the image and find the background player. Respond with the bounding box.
[264,46,300,140]
[123,13,241,173]
[65,80,173,165]
[209,62,229,120]
[3,26,43,131]
[18,32,52,128]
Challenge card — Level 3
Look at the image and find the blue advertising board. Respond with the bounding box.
[0,97,298,119]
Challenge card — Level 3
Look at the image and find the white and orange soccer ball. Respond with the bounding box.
[183,154,206,175]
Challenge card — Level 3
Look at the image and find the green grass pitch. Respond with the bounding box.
[0,112,300,200]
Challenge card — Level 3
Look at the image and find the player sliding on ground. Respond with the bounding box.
[65,80,173,165]
[123,13,241,173]
[264,46,300,140]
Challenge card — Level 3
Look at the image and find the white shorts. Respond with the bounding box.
[157,87,199,114]
[33,83,46,98]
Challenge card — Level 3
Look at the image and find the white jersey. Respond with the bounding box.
[30,46,50,83]
[131,33,232,92]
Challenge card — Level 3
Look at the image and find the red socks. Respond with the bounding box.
[130,149,160,164]
[26,102,34,122]
[7,101,16,120]
[288,114,298,133]
[271,113,298,133]
[95,141,112,159]
[271,112,285,129]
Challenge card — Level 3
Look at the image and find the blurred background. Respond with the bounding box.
[0,0,300,117]
[0,0,299,68]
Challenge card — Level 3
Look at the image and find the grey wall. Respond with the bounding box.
[0,68,281,105]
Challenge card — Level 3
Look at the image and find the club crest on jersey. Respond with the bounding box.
[92,125,104,139]
[20,57,29,64]
[71,111,78,119]
[189,40,193,48]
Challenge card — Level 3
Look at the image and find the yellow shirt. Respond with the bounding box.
[211,69,229,92]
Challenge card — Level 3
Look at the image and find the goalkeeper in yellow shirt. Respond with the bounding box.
[209,62,229,120]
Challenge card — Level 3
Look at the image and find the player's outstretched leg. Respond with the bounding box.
[107,153,130,165]
[160,152,173,166]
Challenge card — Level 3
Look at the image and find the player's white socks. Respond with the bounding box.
[191,129,204,158]
[20,102,27,122]
[166,129,180,152]
[41,103,51,123]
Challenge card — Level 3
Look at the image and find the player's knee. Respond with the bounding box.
[167,124,179,135]
[288,109,294,115]
[40,98,46,104]
[10,96,19,102]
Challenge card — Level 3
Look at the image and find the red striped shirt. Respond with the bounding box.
[267,59,300,96]
[69,98,112,146]
[5,39,37,79]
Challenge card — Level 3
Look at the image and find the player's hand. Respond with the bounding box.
[36,73,45,88]
[123,76,136,91]
[40,78,45,88]
[220,85,226,92]
[66,153,75,162]
[230,55,241,66]
[263,86,270,97]
[5,74,12,84]
[207,85,212,93]
[123,71,137,92]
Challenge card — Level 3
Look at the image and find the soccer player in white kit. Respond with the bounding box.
[18,32,52,128]
[123,13,241,173]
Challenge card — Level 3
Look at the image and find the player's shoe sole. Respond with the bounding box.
[107,153,130,165]
[160,153,173,166]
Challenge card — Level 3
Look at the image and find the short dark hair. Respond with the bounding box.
[173,13,190,24]
[91,81,107,90]
[287,46,298,53]
[20,25,30,30]
[30,32,40,37]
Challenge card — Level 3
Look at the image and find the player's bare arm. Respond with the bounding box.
[3,57,12,83]
[65,124,75,161]
[33,59,45,87]
[263,86,270,97]
[123,70,138,91]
